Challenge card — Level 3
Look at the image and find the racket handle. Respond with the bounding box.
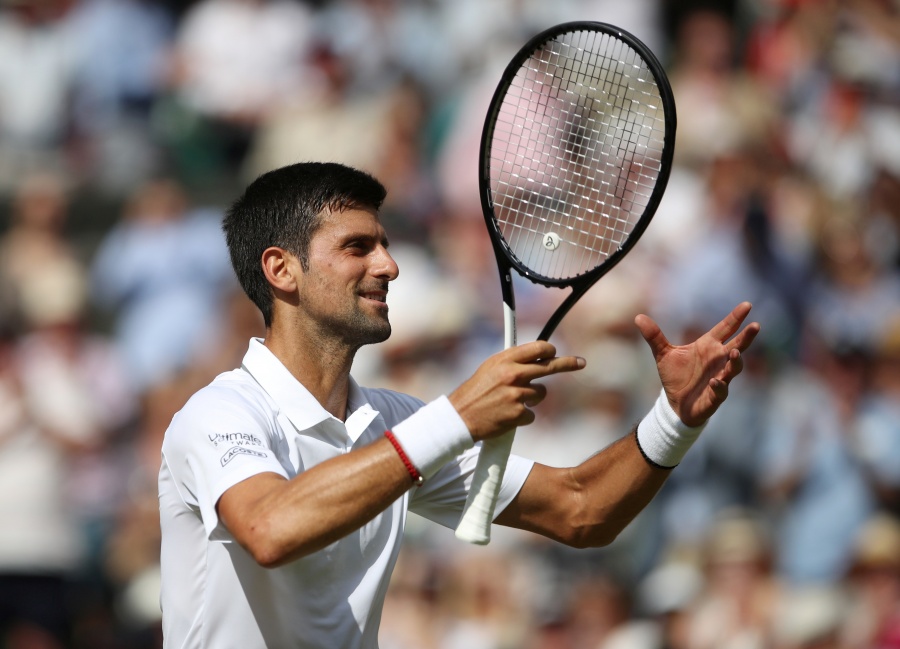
[455,430,516,544]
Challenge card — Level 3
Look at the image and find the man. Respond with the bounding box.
[158,162,760,648]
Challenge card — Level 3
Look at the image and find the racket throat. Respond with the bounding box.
[503,301,517,348]
[537,283,590,342]
[500,270,517,348]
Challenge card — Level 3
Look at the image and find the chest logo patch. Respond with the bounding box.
[208,432,263,448]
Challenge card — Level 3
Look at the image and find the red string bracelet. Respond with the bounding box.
[385,430,424,486]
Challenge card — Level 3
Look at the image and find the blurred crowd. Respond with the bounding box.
[0,0,899,648]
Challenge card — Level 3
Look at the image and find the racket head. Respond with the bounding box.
[479,21,676,291]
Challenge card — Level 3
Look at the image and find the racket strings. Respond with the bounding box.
[489,28,668,280]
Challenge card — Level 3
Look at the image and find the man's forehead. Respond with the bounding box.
[316,206,387,239]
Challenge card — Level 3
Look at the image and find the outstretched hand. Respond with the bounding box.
[635,302,760,428]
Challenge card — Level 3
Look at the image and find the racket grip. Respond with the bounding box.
[455,430,516,545]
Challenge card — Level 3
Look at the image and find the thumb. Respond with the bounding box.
[634,313,671,359]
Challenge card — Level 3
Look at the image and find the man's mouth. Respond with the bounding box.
[359,288,388,303]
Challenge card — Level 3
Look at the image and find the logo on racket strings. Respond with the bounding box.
[543,232,560,251]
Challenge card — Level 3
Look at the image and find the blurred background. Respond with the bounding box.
[0,0,899,647]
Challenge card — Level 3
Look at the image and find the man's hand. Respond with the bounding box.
[635,302,761,427]
[449,341,585,442]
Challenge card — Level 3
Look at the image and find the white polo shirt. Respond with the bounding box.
[158,338,534,649]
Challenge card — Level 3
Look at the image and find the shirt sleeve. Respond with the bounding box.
[160,382,289,540]
[409,446,534,529]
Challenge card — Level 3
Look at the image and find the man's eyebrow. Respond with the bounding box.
[340,231,390,248]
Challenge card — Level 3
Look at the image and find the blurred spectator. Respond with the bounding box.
[160,0,318,186]
[566,572,636,649]
[636,558,705,649]
[379,543,441,649]
[89,177,235,394]
[842,512,900,648]
[67,0,176,192]
[655,151,808,358]
[786,81,891,200]
[744,0,839,119]
[666,8,779,169]
[0,1,77,190]
[770,585,848,649]
[0,324,73,649]
[757,333,880,585]
[242,43,442,245]
[433,549,533,649]
[804,202,900,352]
[854,320,900,516]
[0,255,131,649]
[0,171,83,331]
[832,0,900,94]
[314,0,453,96]
[102,466,164,647]
[684,508,781,649]
[867,169,900,272]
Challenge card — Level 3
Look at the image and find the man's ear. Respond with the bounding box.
[261,247,301,294]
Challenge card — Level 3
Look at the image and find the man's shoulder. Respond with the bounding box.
[189,368,273,409]
[165,369,276,440]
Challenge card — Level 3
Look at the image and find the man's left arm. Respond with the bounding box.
[495,431,668,547]
[496,301,761,547]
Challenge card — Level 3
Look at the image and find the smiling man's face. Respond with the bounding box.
[296,207,400,348]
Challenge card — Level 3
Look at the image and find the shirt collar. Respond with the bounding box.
[240,338,378,443]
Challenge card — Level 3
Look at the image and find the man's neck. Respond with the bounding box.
[263,326,357,422]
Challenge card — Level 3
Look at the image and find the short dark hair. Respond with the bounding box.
[223,162,387,327]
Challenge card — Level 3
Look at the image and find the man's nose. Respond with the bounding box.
[373,246,399,281]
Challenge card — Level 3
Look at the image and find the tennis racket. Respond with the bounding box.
[455,21,677,545]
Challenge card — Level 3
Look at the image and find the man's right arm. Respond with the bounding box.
[216,341,583,567]
[216,440,414,567]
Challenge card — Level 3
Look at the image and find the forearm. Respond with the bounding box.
[496,431,670,548]
[218,438,412,567]
[566,431,671,547]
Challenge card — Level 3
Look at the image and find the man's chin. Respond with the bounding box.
[354,321,391,347]
[368,324,392,346]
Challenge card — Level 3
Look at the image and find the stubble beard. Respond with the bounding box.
[340,308,392,349]
[298,270,393,351]
[305,299,392,352]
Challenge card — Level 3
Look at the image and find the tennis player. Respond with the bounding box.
[158,162,759,648]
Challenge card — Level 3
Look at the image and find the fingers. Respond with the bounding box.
[717,347,745,385]
[709,301,754,343]
[502,345,581,417]
[636,303,760,356]
[727,319,761,354]
[634,313,671,358]
[501,341,586,380]
[504,340,557,363]
[708,376,729,402]
[522,383,548,407]
[451,342,586,441]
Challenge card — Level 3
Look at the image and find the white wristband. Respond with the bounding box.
[636,389,706,468]
[390,396,474,479]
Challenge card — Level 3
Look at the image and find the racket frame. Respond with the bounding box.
[479,20,677,342]
[456,21,677,545]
